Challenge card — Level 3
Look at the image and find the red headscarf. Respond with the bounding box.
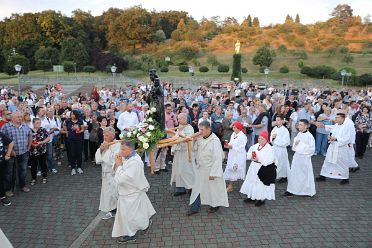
[259,130,269,143]
[233,121,244,131]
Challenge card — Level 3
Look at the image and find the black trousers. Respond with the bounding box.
[355,132,369,156]
[70,139,83,169]
[30,154,47,180]
[0,160,6,197]
[89,141,98,161]
[83,140,89,161]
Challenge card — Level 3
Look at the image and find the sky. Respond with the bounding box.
[0,0,371,26]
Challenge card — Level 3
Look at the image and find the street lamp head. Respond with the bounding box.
[14,64,22,72]
[340,69,347,76]
[264,68,270,75]
[111,64,117,73]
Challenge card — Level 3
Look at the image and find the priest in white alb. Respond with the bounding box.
[270,115,290,183]
[240,130,276,207]
[186,121,229,216]
[112,140,156,244]
[223,121,247,193]
[343,116,359,172]
[317,113,351,185]
[170,113,195,196]
[95,127,121,220]
[284,119,316,197]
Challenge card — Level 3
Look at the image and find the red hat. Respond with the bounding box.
[233,121,244,131]
[259,130,269,143]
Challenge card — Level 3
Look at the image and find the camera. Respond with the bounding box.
[149,69,158,83]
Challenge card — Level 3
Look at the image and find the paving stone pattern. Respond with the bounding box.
[0,149,371,248]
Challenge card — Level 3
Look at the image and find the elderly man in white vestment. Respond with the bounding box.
[343,117,359,173]
[170,113,195,196]
[187,121,229,216]
[270,115,290,183]
[317,113,351,185]
[284,119,316,197]
[112,140,156,244]
[95,127,121,220]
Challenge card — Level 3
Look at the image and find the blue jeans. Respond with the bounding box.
[47,142,54,170]
[315,132,328,155]
[190,195,201,212]
[4,152,29,190]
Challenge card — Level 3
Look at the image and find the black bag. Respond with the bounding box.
[257,163,277,186]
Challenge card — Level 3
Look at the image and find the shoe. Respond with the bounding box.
[117,235,136,244]
[102,211,115,220]
[255,200,265,207]
[208,207,220,213]
[141,219,152,235]
[244,198,255,204]
[283,191,294,197]
[5,191,14,197]
[37,171,41,177]
[316,176,326,182]
[186,210,199,216]
[30,179,36,186]
[42,178,47,184]
[52,168,58,174]
[160,168,168,172]
[71,169,76,176]
[154,171,160,175]
[1,197,11,206]
[77,168,84,174]
[173,192,187,197]
[340,179,349,185]
[21,187,30,193]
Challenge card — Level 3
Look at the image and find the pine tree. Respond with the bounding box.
[247,14,252,27]
[252,17,260,27]
[285,14,293,23]
[295,14,300,23]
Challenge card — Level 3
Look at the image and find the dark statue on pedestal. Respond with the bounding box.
[148,69,165,131]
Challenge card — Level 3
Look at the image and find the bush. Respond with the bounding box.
[5,55,30,75]
[339,46,349,54]
[301,65,336,79]
[242,68,248,73]
[36,59,52,72]
[342,54,354,64]
[63,61,75,74]
[175,46,199,60]
[83,65,96,74]
[298,59,304,69]
[199,66,209,72]
[358,73,372,86]
[277,44,287,53]
[300,66,313,76]
[217,64,229,73]
[279,65,289,73]
[179,65,189,72]
[293,50,308,60]
[259,66,266,73]
[160,66,169,72]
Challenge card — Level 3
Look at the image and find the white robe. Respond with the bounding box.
[112,154,156,238]
[344,118,359,169]
[170,125,196,189]
[190,133,229,208]
[224,131,248,181]
[287,131,316,196]
[320,122,350,180]
[240,143,276,201]
[95,143,121,212]
[270,126,290,179]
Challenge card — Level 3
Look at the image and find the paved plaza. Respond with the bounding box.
[0,149,371,248]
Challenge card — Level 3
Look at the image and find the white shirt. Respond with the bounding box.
[117,111,139,132]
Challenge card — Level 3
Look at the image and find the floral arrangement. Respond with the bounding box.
[119,105,165,152]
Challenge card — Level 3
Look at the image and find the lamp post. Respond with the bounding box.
[14,64,22,93]
[73,62,77,77]
[340,69,346,87]
[264,67,270,84]
[110,64,117,89]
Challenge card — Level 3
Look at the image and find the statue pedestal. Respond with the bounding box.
[231,54,242,82]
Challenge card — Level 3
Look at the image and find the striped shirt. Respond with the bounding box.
[1,122,31,155]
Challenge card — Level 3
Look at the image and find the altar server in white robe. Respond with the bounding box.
[187,121,229,216]
[112,140,156,244]
[240,130,276,207]
[95,127,121,220]
[170,113,196,196]
[317,113,351,185]
[343,117,359,172]
[284,119,316,197]
[224,121,248,193]
[270,115,290,182]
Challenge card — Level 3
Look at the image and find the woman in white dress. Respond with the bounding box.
[223,121,248,192]
[240,130,276,207]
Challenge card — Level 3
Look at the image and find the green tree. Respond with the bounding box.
[83,65,96,74]
[252,45,276,68]
[252,17,260,27]
[63,61,75,74]
[35,47,60,65]
[171,18,187,41]
[285,14,293,23]
[5,54,30,75]
[298,59,305,69]
[154,30,166,43]
[60,37,88,70]
[339,46,349,54]
[342,54,354,64]
[295,14,300,23]
[206,54,219,68]
[36,59,52,71]
[331,4,353,24]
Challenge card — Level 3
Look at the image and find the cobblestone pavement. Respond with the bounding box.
[1,149,371,248]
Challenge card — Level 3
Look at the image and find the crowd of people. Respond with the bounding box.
[0,82,371,244]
